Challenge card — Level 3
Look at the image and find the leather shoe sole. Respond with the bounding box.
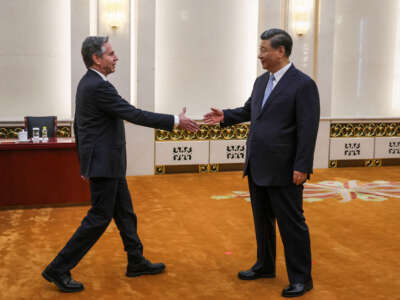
[238,271,276,280]
[42,270,84,293]
[282,281,313,298]
[126,265,165,277]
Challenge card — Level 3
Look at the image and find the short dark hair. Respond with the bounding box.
[260,29,293,57]
[81,36,109,68]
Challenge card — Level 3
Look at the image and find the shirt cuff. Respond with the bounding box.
[174,115,179,127]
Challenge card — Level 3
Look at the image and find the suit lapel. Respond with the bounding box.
[257,64,297,118]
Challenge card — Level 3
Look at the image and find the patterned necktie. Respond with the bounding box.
[261,73,275,109]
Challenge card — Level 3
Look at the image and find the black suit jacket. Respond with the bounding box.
[74,70,174,178]
[222,65,320,186]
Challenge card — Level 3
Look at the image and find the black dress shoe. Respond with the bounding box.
[238,269,275,280]
[282,280,313,298]
[42,267,84,293]
[126,258,166,277]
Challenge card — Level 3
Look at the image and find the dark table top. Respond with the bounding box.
[0,137,76,150]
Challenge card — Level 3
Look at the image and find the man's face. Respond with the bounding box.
[258,39,284,72]
[94,42,118,75]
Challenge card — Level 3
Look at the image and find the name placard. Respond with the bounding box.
[155,141,209,165]
[209,140,246,164]
[330,138,374,160]
[375,137,400,158]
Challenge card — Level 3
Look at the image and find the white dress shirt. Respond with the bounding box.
[270,62,292,89]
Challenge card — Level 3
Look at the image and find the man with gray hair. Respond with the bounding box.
[42,36,199,292]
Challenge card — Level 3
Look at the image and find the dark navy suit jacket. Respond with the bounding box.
[222,64,320,186]
[74,69,174,178]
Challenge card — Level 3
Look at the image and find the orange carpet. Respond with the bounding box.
[0,167,400,299]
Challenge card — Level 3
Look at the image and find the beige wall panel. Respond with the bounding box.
[330,137,374,160]
[0,0,71,120]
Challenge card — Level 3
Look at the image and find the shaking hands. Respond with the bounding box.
[178,107,200,132]
[176,107,225,132]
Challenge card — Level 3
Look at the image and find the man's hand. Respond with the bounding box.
[178,107,200,132]
[203,108,224,124]
[293,170,307,185]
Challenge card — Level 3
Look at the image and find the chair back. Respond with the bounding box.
[24,116,57,138]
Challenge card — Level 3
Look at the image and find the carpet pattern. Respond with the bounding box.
[0,167,399,299]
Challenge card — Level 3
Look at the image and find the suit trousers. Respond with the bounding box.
[49,177,143,273]
[248,172,312,284]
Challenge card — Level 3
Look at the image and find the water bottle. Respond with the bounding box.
[42,126,48,142]
[32,127,40,143]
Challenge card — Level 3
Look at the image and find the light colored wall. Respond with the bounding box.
[125,0,158,175]
[287,0,316,79]
[71,0,91,117]
[154,0,259,119]
[331,0,400,117]
[317,0,335,118]
[0,0,71,121]
[98,0,131,100]
[314,119,330,168]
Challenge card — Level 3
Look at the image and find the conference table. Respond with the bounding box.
[0,138,90,207]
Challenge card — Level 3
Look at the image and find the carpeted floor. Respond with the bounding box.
[1,167,400,299]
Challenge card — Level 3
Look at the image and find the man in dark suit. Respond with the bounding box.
[42,36,199,292]
[204,28,320,297]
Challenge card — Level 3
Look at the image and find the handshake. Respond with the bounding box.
[177,107,224,133]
